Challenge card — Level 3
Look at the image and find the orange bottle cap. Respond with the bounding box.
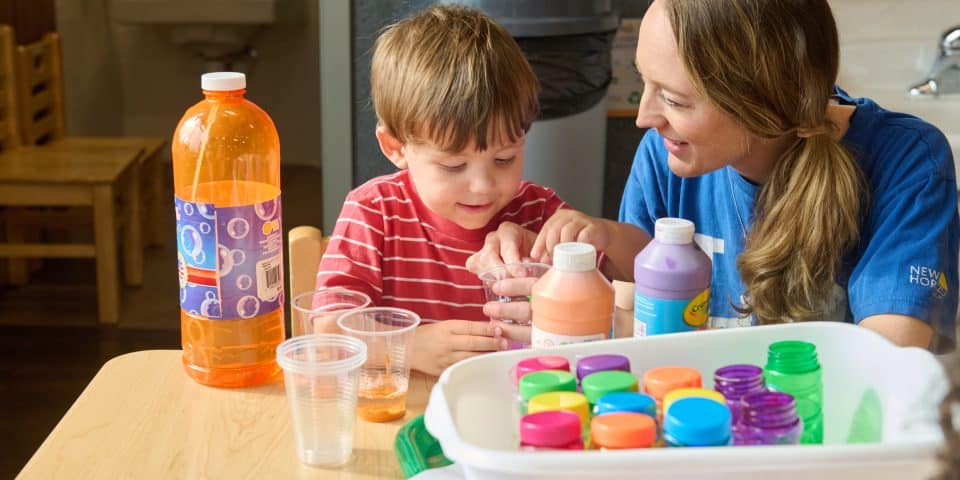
[591,412,656,449]
[643,366,702,400]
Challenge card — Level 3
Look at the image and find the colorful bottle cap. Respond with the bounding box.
[518,370,577,401]
[766,340,820,374]
[576,354,631,380]
[526,391,591,428]
[515,356,571,386]
[581,370,638,404]
[591,412,656,449]
[520,410,582,448]
[663,387,726,414]
[663,397,732,446]
[552,242,596,272]
[594,392,657,417]
[643,366,702,400]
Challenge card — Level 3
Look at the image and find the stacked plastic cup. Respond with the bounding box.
[276,334,367,467]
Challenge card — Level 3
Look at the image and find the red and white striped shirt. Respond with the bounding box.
[316,170,567,324]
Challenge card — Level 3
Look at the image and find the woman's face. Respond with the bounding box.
[634,0,778,182]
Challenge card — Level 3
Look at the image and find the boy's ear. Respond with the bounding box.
[376,126,407,169]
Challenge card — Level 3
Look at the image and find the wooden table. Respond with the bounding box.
[18,350,435,479]
[0,144,143,323]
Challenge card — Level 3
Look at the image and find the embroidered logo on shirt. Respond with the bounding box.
[909,265,947,299]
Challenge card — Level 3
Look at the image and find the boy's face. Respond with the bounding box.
[380,129,525,230]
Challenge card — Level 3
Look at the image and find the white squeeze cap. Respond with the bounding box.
[201,72,246,91]
[552,242,597,272]
[654,217,695,245]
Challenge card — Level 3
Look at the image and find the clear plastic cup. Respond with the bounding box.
[276,334,367,467]
[291,288,372,337]
[337,307,420,423]
[477,262,550,349]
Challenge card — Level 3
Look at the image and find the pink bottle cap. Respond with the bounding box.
[515,356,571,385]
[519,410,582,448]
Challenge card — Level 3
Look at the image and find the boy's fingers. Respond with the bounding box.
[448,319,496,337]
[483,300,533,325]
[453,333,502,352]
[494,277,538,297]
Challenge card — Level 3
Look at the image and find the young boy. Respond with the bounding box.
[315,5,567,375]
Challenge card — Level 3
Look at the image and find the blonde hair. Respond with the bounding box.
[665,0,866,323]
[370,5,539,152]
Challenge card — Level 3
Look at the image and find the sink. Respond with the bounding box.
[838,40,960,179]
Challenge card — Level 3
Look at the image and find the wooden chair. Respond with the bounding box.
[7,31,167,285]
[0,29,143,323]
[287,225,327,301]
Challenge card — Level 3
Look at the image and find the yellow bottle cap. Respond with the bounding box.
[527,391,591,428]
[663,387,726,414]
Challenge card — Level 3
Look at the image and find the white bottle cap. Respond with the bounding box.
[654,217,695,245]
[201,72,246,91]
[552,242,597,272]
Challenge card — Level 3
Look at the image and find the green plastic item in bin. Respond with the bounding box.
[395,414,452,478]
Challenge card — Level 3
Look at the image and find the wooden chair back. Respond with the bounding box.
[0,25,20,151]
[15,31,65,145]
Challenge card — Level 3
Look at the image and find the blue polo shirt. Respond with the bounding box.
[619,89,959,340]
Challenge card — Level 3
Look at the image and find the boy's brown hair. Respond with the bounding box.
[370,4,539,153]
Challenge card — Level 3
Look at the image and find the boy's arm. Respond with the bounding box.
[315,198,385,303]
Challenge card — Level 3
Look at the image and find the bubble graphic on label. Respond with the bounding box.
[227,217,250,239]
[231,249,246,266]
[183,203,195,216]
[193,250,206,264]
[201,291,222,318]
[180,226,203,258]
[196,203,216,219]
[199,222,211,234]
[218,245,234,277]
[255,198,278,220]
[237,295,261,318]
[175,205,181,222]
[236,274,253,290]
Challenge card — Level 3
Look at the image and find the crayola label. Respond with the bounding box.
[634,288,710,336]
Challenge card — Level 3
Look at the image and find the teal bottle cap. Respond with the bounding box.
[663,397,732,446]
[594,391,657,417]
[581,370,638,404]
[519,370,577,401]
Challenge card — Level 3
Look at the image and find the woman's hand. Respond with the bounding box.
[530,210,612,263]
[466,222,538,274]
[411,320,507,376]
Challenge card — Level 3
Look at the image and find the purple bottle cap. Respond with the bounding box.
[576,354,631,380]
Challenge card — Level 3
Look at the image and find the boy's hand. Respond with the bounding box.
[412,320,507,376]
[466,222,538,274]
[531,210,611,262]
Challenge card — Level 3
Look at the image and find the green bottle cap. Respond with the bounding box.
[766,340,820,374]
[519,370,577,401]
[581,370,638,404]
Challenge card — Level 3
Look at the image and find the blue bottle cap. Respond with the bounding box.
[594,391,657,417]
[663,397,732,446]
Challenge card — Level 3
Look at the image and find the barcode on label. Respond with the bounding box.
[257,255,283,302]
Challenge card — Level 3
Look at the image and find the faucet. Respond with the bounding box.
[908,26,960,97]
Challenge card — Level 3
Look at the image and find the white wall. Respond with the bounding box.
[54,0,322,167]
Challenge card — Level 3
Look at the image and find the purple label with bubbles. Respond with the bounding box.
[175,195,284,320]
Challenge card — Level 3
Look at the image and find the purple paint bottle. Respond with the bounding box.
[633,218,712,336]
[733,391,803,445]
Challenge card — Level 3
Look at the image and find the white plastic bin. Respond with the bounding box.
[424,322,949,479]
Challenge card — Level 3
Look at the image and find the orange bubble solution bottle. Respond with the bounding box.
[172,72,285,387]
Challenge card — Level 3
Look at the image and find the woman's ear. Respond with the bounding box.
[376,126,407,169]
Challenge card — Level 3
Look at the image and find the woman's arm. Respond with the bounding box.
[599,219,653,282]
[859,314,934,348]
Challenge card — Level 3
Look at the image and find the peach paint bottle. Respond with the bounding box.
[531,242,614,348]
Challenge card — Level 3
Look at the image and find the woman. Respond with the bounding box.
[466,0,958,348]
